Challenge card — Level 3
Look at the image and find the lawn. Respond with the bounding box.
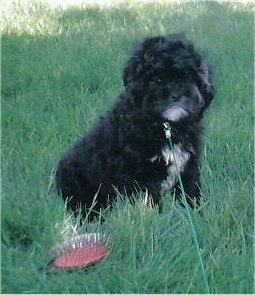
[1,0,254,293]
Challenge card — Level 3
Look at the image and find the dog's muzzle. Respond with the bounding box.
[162,104,189,122]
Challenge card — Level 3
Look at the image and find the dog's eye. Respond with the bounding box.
[157,77,164,84]
[170,93,179,101]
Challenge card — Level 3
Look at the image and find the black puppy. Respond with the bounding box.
[55,33,215,219]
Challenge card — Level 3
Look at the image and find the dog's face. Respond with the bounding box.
[123,34,215,122]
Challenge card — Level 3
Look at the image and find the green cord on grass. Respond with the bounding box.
[164,122,211,294]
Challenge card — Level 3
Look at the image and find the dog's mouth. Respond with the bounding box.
[161,85,205,122]
[162,104,189,122]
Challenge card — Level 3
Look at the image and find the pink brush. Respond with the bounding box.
[48,233,112,270]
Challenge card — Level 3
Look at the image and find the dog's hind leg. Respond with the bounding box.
[175,168,201,210]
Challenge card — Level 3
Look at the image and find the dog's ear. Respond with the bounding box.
[123,52,147,89]
[122,70,144,106]
[123,60,133,88]
[122,57,145,96]
[199,59,216,104]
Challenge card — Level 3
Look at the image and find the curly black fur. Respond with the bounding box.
[55,33,216,220]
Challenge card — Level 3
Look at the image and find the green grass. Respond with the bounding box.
[2,1,254,293]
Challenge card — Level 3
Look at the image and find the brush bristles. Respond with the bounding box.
[52,233,112,256]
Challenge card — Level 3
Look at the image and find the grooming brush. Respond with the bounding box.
[48,233,112,270]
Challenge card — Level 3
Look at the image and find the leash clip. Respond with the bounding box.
[163,122,171,139]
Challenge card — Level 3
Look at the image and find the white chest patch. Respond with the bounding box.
[149,143,190,191]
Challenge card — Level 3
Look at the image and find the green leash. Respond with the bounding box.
[163,122,211,294]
